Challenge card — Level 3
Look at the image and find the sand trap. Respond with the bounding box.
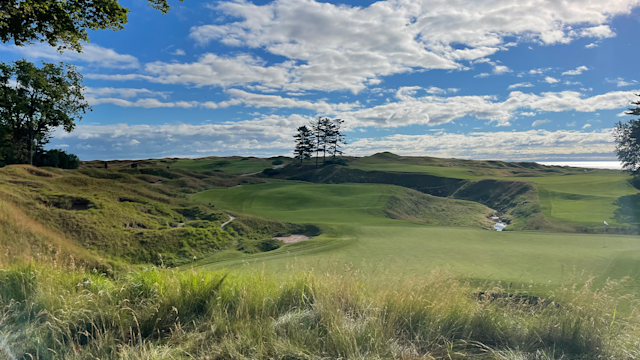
[274,235,310,244]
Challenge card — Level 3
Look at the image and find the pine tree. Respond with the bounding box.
[310,117,325,167]
[327,118,347,161]
[614,94,640,175]
[293,125,314,163]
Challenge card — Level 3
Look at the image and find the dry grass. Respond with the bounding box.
[0,264,638,360]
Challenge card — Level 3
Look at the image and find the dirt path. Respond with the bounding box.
[221,214,236,229]
[274,235,310,244]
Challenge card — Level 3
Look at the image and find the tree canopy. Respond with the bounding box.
[0,59,90,164]
[614,94,640,174]
[0,0,175,51]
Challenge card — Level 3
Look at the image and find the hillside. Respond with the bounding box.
[2,154,640,359]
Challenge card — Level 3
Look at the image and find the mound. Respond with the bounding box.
[384,188,494,229]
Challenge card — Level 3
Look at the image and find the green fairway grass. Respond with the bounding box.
[349,157,639,227]
[192,181,640,292]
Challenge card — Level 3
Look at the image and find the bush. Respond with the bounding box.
[262,168,280,176]
[272,159,284,165]
[35,149,80,169]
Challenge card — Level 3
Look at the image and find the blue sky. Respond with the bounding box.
[2,0,640,161]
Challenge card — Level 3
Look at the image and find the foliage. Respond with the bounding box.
[614,94,640,175]
[0,0,175,52]
[34,149,80,169]
[0,265,638,359]
[0,60,90,165]
[293,125,314,163]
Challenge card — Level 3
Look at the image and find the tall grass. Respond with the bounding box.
[0,265,638,359]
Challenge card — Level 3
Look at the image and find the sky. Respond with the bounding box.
[2,0,640,161]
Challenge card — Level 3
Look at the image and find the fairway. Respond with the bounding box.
[350,158,639,227]
[193,181,640,292]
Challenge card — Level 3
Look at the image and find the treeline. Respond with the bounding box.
[294,117,347,166]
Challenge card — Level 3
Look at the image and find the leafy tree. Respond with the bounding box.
[0,0,175,51]
[293,125,314,163]
[35,149,80,169]
[0,60,90,165]
[327,118,347,161]
[614,94,640,176]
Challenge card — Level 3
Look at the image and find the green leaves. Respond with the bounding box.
[0,0,177,51]
[0,59,90,164]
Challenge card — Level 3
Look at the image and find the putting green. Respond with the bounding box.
[192,181,640,292]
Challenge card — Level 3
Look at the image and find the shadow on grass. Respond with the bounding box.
[614,194,640,225]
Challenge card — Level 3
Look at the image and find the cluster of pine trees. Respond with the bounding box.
[293,117,347,165]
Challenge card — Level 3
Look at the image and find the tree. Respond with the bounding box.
[0,60,90,165]
[327,118,347,161]
[293,125,314,163]
[310,117,325,167]
[0,0,175,51]
[614,94,640,175]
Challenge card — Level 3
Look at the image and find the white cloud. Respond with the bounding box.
[493,65,512,75]
[84,87,170,99]
[583,124,592,129]
[52,121,615,161]
[606,77,638,87]
[562,66,589,76]
[335,89,638,128]
[529,68,551,75]
[179,0,640,92]
[0,43,139,69]
[585,43,598,49]
[474,73,491,78]
[532,119,550,127]
[544,76,560,84]
[347,130,615,160]
[508,82,534,90]
[171,49,186,56]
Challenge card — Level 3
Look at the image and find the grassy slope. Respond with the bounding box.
[349,155,639,227]
[193,181,640,293]
[0,165,303,267]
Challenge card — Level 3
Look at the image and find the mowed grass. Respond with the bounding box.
[193,182,640,292]
[352,159,639,226]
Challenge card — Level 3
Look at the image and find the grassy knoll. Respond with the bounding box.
[0,165,301,267]
[1,264,638,360]
[193,182,640,294]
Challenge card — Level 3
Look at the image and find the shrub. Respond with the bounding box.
[272,159,284,165]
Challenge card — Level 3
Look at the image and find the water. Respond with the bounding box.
[537,161,623,170]
[494,222,507,231]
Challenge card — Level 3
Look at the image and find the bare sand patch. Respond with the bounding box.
[274,235,310,244]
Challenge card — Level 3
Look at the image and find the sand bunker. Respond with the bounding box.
[274,235,310,244]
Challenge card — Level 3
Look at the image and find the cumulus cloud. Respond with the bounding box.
[544,76,560,84]
[562,66,589,76]
[508,82,534,90]
[0,43,139,69]
[335,89,637,128]
[79,0,636,93]
[171,49,186,56]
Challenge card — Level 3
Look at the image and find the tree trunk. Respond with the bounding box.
[27,133,34,165]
